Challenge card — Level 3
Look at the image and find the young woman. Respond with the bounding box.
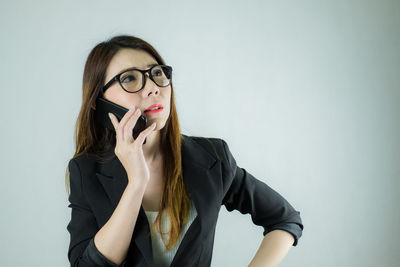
[65,35,304,267]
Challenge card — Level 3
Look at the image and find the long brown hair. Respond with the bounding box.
[65,34,190,250]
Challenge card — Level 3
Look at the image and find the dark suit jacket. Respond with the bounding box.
[67,134,304,267]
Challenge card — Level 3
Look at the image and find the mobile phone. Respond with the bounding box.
[94,97,148,144]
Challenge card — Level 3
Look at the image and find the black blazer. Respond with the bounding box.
[67,134,304,267]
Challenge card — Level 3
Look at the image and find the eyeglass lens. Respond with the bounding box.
[120,65,172,92]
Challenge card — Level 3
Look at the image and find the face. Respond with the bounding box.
[102,48,171,131]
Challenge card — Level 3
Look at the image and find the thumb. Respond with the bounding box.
[136,122,157,145]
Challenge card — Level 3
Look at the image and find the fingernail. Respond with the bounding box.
[108,113,112,119]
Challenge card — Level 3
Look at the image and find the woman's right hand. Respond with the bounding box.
[108,106,157,187]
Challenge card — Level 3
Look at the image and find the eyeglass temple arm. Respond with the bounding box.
[102,76,119,94]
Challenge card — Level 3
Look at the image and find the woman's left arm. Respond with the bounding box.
[219,138,304,266]
[248,229,295,267]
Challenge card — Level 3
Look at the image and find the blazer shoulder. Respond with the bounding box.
[68,152,98,173]
[183,134,226,162]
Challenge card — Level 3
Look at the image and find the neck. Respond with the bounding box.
[142,129,161,164]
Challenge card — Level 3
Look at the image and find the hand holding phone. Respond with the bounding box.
[95,97,157,185]
[94,97,148,144]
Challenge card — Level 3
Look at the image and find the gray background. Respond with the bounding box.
[0,0,399,266]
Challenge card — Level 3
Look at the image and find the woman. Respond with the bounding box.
[65,35,304,267]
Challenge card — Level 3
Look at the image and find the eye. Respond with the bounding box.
[121,75,136,83]
[153,70,162,76]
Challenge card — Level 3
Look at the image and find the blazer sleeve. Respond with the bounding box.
[220,139,304,246]
[66,158,127,267]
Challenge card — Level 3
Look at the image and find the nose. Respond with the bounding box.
[141,73,160,96]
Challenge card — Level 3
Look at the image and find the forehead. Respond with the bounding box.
[105,48,158,79]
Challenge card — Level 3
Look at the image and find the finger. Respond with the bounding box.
[108,113,118,132]
[135,122,157,145]
[119,106,137,127]
[118,107,136,141]
[108,113,123,142]
[124,108,142,142]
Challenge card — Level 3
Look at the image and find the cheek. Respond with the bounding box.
[160,87,171,102]
[164,88,172,113]
[165,86,172,102]
[105,88,139,110]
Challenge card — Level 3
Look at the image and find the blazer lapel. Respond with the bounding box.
[169,135,219,267]
[95,134,218,266]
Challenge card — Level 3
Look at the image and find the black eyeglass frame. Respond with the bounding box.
[101,64,173,94]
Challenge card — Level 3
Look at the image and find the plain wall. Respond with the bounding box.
[0,0,399,266]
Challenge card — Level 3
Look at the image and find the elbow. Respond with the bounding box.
[264,221,303,247]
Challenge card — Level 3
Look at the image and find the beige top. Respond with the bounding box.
[144,199,197,267]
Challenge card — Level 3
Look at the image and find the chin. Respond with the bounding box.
[149,119,165,131]
[156,121,166,130]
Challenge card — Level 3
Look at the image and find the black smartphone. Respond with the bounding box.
[94,97,148,144]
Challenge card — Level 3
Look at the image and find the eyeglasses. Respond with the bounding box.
[102,64,173,94]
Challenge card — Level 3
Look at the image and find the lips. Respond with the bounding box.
[144,104,163,112]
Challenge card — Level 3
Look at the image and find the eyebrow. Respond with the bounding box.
[118,63,158,74]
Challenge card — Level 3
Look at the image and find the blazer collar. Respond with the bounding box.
[95,134,218,266]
